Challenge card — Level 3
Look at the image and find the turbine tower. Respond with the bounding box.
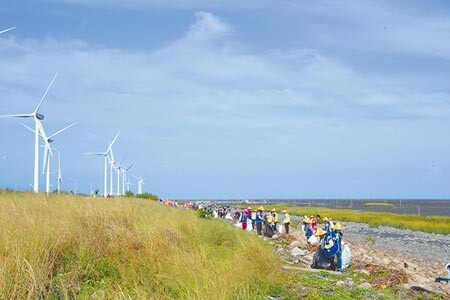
[0,72,59,193]
[53,148,63,194]
[82,132,120,197]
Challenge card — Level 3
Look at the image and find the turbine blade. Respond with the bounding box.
[0,27,16,34]
[34,71,59,114]
[109,148,115,163]
[48,121,77,139]
[118,154,127,167]
[0,113,33,118]
[126,164,134,171]
[81,152,105,155]
[36,120,53,173]
[106,132,120,153]
[20,122,35,133]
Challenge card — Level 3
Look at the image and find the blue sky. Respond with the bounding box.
[1,0,450,199]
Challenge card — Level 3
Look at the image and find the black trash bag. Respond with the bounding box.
[311,247,337,270]
[263,220,274,238]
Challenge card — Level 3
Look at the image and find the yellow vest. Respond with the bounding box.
[273,212,279,223]
[283,213,290,223]
[267,214,273,223]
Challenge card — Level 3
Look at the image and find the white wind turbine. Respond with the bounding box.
[115,156,126,196]
[53,148,63,194]
[120,163,133,196]
[82,132,120,197]
[0,27,16,34]
[133,176,145,195]
[0,72,59,193]
[21,121,76,195]
[126,179,132,193]
[107,152,115,196]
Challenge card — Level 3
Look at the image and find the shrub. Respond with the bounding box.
[135,192,158,201]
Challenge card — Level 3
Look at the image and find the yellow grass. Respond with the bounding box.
[0,192,284,299]
[265,204,450,234]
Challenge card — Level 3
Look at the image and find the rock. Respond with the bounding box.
[405,261,419,270]
[401,283,411,289]
[411,275,428,285]
[291,247,307,256]
[359,269,370,276]
[336,280,345,286]
[357,282,372,289]
[290,240,305,248]
[345,278,354,287]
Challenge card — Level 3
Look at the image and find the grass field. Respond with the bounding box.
[0,191,442,299]
[0,192,287,299]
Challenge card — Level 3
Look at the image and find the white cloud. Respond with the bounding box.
[185,11,231,42]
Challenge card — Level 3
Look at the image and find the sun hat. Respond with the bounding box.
[258,206,265,211]
[323,217,332,222]
[315,227,327,236]
[333,222,345,231]
[282,209,288,213]
[303,217,312,224]
[309,214,315,218]
[271,208,277,212]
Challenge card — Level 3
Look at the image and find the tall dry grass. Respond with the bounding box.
[0,192,284,299]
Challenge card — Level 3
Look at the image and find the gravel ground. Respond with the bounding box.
[342,222,450,265]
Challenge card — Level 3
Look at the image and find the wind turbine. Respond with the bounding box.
[82,132,120,197]
[0,27,16,34]
[126,179,132,193]
[120,163,133,196]
[133,176,145,195]
[0,72,59,193]
[53,148,62,194]
[115,155,129,196]
[21,121,76,195]
[107,147,115,196]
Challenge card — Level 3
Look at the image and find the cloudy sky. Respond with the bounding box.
[1,0,450,199]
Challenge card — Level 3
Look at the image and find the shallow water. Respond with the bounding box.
[212,199,450,217]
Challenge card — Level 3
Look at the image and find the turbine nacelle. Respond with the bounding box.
[36,113,44,120]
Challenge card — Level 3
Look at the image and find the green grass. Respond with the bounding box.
[250,204,450,234]
[0,192,286,299]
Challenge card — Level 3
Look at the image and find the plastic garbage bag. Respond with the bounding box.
[307,235,319,245]
[246,220,253,231]
[341,244,351,269]
[311,248,337,270]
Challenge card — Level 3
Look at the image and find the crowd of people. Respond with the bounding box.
[301,215,349,271]
[159,199,350,271]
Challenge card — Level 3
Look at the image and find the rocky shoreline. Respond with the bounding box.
[342,222,450,265]
[269,221,450,296]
